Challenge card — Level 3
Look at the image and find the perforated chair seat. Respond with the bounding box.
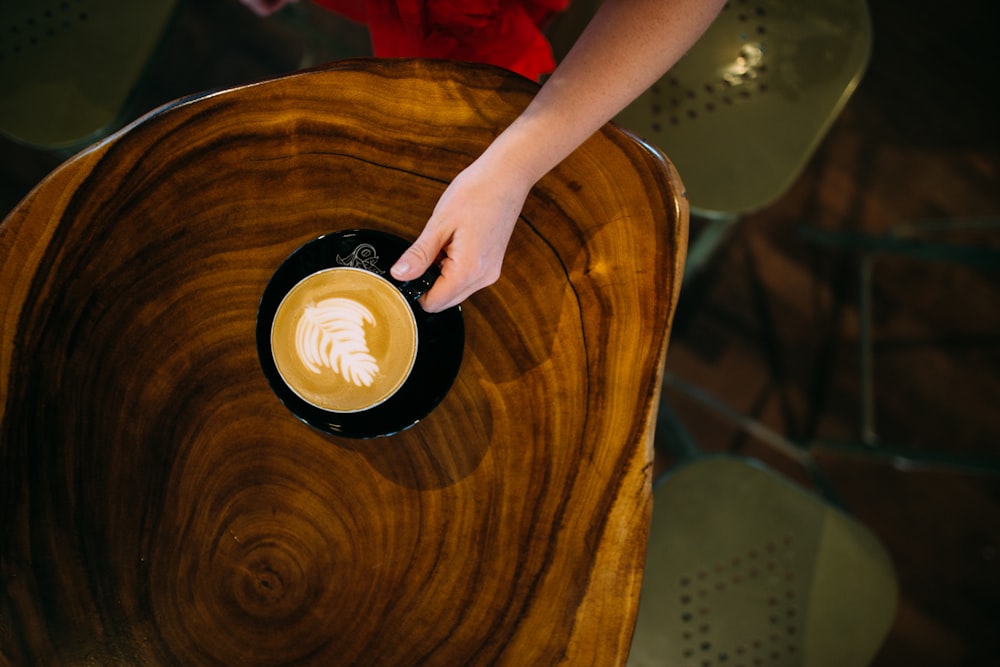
[550,0,872,217]
[628,457,898,667]
[0,0,177,149]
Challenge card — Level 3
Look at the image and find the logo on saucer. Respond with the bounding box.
[336,243,383,274]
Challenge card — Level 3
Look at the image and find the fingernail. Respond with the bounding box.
[391,260,409,277]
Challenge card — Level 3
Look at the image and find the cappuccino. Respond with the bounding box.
[270,267,418,413]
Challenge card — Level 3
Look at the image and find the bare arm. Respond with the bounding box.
[390,0,725,312]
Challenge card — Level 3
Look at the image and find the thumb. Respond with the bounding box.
[391,232,443,281]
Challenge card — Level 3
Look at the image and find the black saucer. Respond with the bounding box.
[256,229,464,438]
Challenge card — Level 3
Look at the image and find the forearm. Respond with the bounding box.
[483,0,725,185]
[391,0,725,310]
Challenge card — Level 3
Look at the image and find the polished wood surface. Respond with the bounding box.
[0,59,687,664]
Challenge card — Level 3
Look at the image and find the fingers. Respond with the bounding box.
[239,0,292,18]
[391,214,514,312]
[390,227,459,313]
[418,256,498,313]
[390,231,442,282]
[418,276,462,314]
[393,246,467,314]
[392,235,500,313]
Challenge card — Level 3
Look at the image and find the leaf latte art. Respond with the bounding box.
[296,298,380,387]
[269,266,419,413]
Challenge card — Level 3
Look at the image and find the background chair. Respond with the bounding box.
[549,0,872,279]
[627,449,898,667]
[0,0,179,152]
[799,217,1000,457]
[621,387,898,667]
[0,59,687,665]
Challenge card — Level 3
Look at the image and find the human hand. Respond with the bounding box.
[390,159,534,313]
[238,0,296,17]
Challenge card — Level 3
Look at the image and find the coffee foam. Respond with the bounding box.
[271,268,418,413]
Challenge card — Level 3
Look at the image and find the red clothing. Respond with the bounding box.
[313,0,570,81]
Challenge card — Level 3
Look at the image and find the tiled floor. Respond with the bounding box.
[2,1,998,665]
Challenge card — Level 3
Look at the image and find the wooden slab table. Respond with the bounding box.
[0,59,687,665]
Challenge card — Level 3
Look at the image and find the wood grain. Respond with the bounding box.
[0,59,687,665]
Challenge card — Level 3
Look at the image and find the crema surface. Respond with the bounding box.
[271,268,418,413]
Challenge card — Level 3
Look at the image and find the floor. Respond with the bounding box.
[2,1,998,665]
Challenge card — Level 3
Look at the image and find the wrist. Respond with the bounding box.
[472,133,545,195]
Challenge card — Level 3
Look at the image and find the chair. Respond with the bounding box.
[549,0,872,278]
[0,0,178,151]
[625,401,897,667]
[799,217,1000,456]
[271,0,373,68]
[0,59,687,665]
[627,452,898,667]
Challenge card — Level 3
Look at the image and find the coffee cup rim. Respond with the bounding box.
[270,266,419,414]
